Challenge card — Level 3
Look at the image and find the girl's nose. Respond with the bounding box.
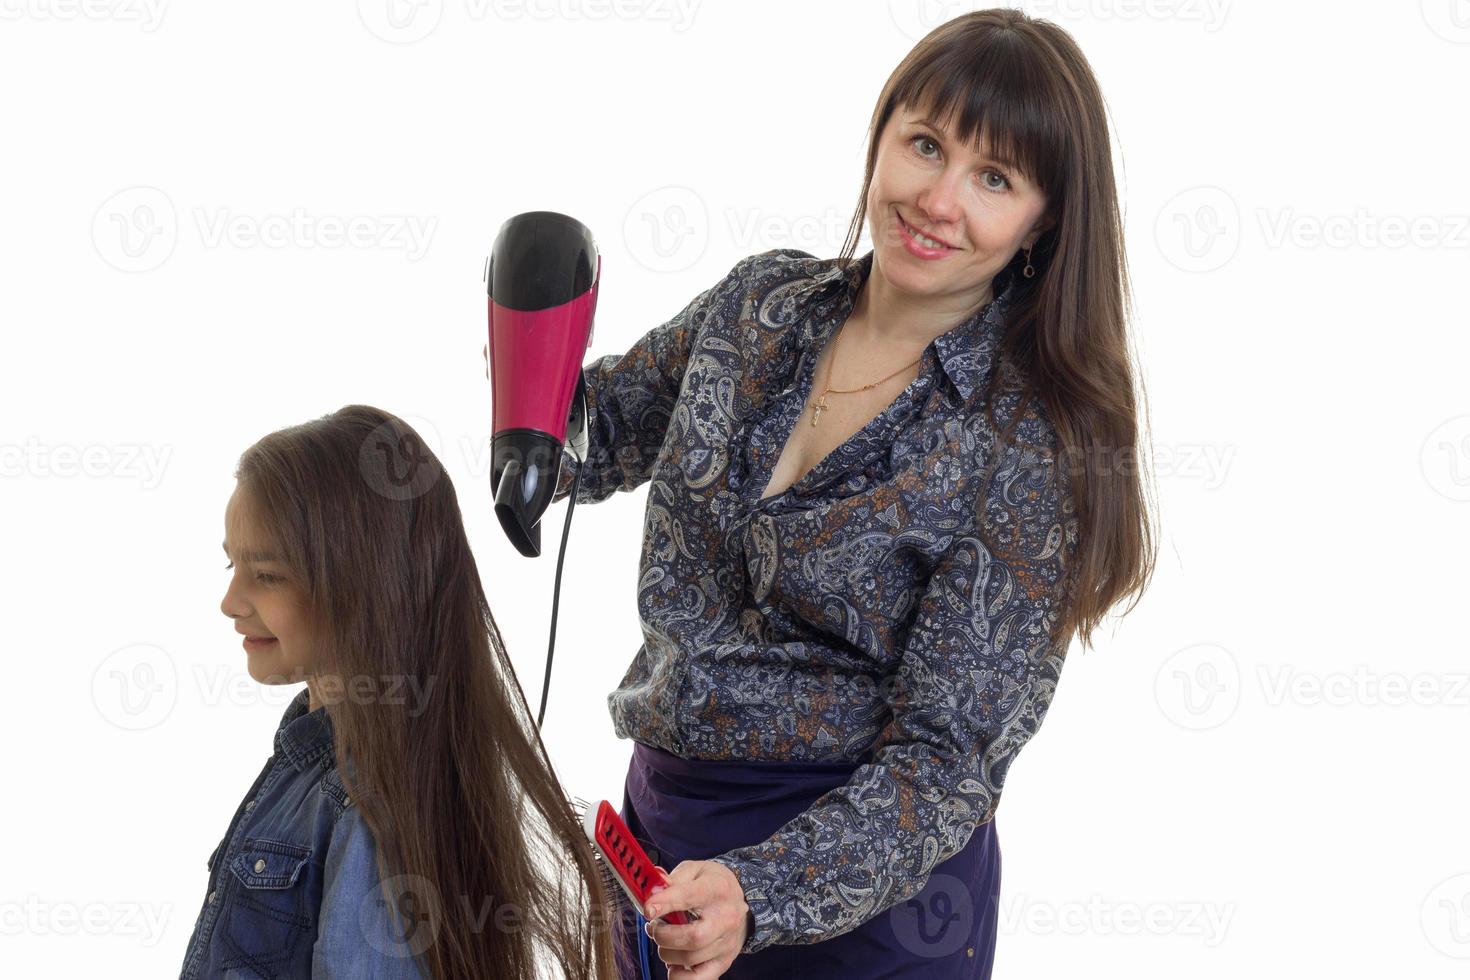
[221,581,250,620]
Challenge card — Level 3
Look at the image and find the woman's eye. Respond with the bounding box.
[911,134,939,158]
[982,170,1012,192]
[910,134,1011,192]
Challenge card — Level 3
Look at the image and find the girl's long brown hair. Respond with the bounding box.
[234,404,619,979]
[838,8,1157,651]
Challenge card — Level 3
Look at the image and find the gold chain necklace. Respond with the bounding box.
[809,321,921,427]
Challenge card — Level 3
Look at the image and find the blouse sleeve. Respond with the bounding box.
[707,399,1081,954]
[312,805,428,979]
[552,255,753,506]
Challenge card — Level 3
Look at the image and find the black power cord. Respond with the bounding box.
[535,460,581,730]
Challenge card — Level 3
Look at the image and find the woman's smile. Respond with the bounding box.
[894,207,958,258]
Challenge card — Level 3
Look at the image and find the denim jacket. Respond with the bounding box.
[179,688,426,979]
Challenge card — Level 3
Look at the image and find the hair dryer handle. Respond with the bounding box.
[564,370,589,464]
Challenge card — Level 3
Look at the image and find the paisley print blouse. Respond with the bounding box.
[551,247,1080,954]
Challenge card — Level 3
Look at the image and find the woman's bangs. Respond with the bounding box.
[894,54,1067,197]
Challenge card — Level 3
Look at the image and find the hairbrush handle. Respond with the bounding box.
[580,798,693,926]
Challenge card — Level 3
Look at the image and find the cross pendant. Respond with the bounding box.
[810,393,828,427]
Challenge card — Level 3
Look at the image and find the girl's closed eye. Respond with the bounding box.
[224,561,283,585]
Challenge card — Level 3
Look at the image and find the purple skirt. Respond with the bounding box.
[614,740,1000,979]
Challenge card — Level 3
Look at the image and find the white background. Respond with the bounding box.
[2,0,1467,976]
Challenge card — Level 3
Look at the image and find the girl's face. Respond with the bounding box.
[866,101,1051,306]
[220,484,315,691]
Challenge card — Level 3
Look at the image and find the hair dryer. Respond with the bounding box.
[486,211,600,558]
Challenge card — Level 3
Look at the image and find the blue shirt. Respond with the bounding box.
[553,247,1080,954]
[179,689,427,979]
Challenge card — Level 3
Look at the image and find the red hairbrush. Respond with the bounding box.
[574,797,696,927]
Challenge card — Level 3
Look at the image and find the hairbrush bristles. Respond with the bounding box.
[571,795,647,978]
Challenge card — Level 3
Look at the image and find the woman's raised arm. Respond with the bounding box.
[551,254,755,506]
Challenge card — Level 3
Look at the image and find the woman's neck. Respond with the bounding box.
[851,261,994,353]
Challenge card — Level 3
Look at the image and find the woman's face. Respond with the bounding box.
[867,101,1051,304]
[220,484,314,689]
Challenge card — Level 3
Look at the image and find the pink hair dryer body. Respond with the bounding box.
[487,211,600,557]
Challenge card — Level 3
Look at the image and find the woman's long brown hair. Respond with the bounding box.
[837,8,1158,652]
[234,404,619,979]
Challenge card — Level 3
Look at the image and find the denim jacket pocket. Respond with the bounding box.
[220,838,317,976]
[231,839,311,889]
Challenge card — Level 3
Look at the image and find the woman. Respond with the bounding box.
[183,405,621,979]
[552,9,1154,978]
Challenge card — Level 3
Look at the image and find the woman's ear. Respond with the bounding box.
[1023,213,1056,250]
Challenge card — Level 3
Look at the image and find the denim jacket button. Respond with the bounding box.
[244,800,256,812]
[253,859,267,873]
[207,890,217,905]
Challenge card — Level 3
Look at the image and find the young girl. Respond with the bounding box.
[177,404,621,979]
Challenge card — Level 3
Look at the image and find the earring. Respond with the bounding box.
[1022,245,1035,279]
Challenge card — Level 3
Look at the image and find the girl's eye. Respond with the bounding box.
[224,562,282,585]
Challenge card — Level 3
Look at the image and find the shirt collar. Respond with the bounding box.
[801,248,1016,405]
[273,687,336,771]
